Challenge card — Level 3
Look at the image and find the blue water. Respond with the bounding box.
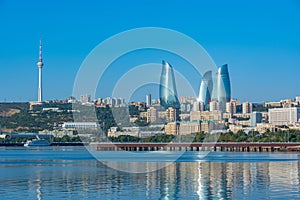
[0,146,299,199]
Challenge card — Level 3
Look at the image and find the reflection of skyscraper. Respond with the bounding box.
[159,60,180,110]
[198,71,213,109]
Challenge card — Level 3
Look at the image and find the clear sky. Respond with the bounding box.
[0,0,299,103]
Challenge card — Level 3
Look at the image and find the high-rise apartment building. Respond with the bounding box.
[146,106,157,123]
[226,100,237,115]
[166,107,177,123]
[210,100,220,112]
[242,102,253,114]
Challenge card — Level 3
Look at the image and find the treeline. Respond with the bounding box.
[1,131,300,144]
[107,130,300,143]
[109,134,175,143]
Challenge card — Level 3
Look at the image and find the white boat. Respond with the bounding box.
[24,135,51,147]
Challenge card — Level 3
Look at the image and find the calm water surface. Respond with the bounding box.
[0,146,299,200]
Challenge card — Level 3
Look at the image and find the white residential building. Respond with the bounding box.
[268,107,300,125]
[62,122,98,129]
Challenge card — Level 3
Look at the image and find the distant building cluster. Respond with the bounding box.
[70,95,127,108]
[5,43,300,140]
[94,97,126,108]
[26,96,300,139]
[107,126,164,138]
[43,61,300,138]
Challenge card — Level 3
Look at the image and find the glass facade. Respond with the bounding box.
[199,64,231,111]
[198,70,213,109]
[250,112,262,127]
[159,60,180,110]
[216,64,231,111]
[217,64,231,102]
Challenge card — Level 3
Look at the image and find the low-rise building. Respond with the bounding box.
[255,123,275,133]
[164,122,179,135]
[229,124,243,133]
[179,121,201,135]
[108,126,140,137]
[164,121,224,135]
[190,111,223,121]
[236,120,250,127]
[39,130,74,137]
[42,107,60,112]
[129,117,138,123]
[264,101,282,108]
[62,122,98,130]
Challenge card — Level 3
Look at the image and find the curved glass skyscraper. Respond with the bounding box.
[159,60,180,110]
[216,64,231,103]
[199,64,231,111]
[198,70,213,108]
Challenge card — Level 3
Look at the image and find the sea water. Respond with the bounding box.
[0,146,299,199]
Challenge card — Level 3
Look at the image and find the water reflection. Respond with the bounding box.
[0,150,299,199]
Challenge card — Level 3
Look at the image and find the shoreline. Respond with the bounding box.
[0,142,86,147]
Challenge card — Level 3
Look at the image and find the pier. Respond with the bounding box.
[91,142,300,152]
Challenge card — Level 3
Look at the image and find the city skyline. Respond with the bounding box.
[0,1,299,102]
[1,2,300,200]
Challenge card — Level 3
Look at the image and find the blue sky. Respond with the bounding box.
[0,0,299,102]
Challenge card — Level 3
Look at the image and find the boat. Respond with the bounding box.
[24,135,51,147]
[24,139,51,147]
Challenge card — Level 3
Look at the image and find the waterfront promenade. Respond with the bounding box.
[91,142,300,152]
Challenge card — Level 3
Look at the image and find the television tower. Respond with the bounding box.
[37,39,43,103]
